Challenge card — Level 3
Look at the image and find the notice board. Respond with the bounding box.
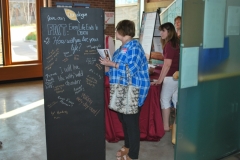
[41,8,105,160]
[139,11,160,60]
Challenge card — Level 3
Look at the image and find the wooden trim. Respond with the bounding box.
[48,0,52,7]
[37,0,43,63]
[1,0,11,65]
[0,63,43,81]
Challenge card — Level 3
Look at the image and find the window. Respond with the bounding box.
[0,0,45,81]
[9,0,38,62]
[115,0,141,49]
[0,15,3,66]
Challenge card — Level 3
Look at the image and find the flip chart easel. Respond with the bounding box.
[139,10,161,61]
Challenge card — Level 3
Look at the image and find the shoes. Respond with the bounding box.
[119,155,135,160]
[125,155,132,160]
[116,146,129,160]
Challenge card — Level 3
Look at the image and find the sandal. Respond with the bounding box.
[116,146,129,159]
[125,155,132,160]
[117,155,131,160]
[117,155,126,160]
[124,155,139,160]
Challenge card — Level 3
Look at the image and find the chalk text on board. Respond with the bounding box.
[54,84,65,94]
[66,37,81,44]
[86,75,97,87]
[47,101,58,108]
[74,85,85,95]
[46,49,59,64]
[63,52,72,58]
[71,43,82,54]
[44,37,50,45]
[89,69,103,79]
[53,36,65,45]
[65,79,81,86]
[74,55,79,60]
[76,96,101,116]
[45,72,57,79]
[76,93,101,116]
[47,15,65,21]
[66,73,74,80]
[58,75,65,81]
[95,63,102,70]
[76,12,87,19]
[74,70,84,77]
[81,93,93,105]
[58,96,74,107]
[45,76,54,85]
[57,110,68,115]
[89,38,98,43]
[86,58,96,65]
[47,24,67,36]
[82,36,88,42]
[45,62,54,70]
[86,44,101,49]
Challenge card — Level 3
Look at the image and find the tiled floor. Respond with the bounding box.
[0,79,174,160]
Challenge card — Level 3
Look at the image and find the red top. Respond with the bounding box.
[163,42,180,76]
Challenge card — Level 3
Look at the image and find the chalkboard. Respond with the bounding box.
[41,8,105,160]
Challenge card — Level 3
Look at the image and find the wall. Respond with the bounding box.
[145,0,173,12]
[50,0,115,38]
[115,3,140,50]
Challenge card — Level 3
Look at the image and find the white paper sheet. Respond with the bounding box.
[154,14,161,36]
[97,49,112,61]
[227,6,240,35]
[203,0,226,49]
[180,47,199,89]
[152,37,163,53]
[141,13,157,59]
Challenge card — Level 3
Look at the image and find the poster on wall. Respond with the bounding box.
[105,12,114,24]
[203,0,226,48]
[139,12,160,60]
[226,6,240,36]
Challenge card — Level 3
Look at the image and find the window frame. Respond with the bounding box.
[0,0,44,81]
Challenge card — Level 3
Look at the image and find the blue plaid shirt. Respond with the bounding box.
[106,39,150,106]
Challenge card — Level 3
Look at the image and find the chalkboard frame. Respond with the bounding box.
[41,7,105,160]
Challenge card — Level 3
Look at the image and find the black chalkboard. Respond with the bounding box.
[41,8,105,160]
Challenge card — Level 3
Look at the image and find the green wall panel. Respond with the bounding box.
[175,77,240,160]
[174,0,240,159]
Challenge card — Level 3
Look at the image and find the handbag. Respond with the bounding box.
[109,65,139,114]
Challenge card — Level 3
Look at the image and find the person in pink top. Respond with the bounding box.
[151,22,180,131]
